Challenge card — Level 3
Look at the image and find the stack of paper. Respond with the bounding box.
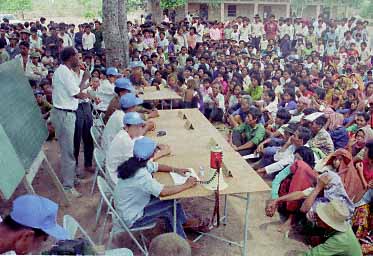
[170,168,199,185]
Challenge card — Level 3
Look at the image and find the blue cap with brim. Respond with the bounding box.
[106,67,121,76]
[120,93,144,109]
[123,112,145,125]
[10,194,69,240]
[134,137,157,160]
[115,78,135,92]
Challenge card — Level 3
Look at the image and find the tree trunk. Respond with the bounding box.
[102,0,129,68]
[148,0,162,24]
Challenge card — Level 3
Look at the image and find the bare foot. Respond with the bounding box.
[183,218,201,228]
[277,217,292,233]
[187,239,204,249]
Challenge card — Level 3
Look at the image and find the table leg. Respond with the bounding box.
[223,195,228,225]
[173,199,177,233]
[170,100,173,110]
[161,101,164,110]
[242,193,250,256]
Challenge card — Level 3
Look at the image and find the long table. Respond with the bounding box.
[138,87,182,109]
[149,109,270,256]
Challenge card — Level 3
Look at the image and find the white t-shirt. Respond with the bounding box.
[82,32,96,50]
[102,110,125,153]
[58,33,73,47]
[204,93,225,112]
[106,129,142,184]
[52,64,80,110]
[95,79,115,111]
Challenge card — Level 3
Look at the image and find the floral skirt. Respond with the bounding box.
[352,204,373,255]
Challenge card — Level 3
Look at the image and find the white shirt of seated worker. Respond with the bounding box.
[102,110,125,153]
[95,79,115,111]
[52,64,80,111]
[106,129,143,185]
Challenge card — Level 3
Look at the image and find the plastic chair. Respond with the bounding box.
[63,215,133,256]
[97,176,156,255]
[90,126,103,150]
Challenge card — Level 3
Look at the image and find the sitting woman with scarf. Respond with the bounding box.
[266,149,365,233]
[266,146,318,232]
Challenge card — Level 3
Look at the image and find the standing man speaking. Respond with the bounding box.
[51,47,90,197]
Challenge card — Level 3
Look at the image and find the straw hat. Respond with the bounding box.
[316,199,350,232]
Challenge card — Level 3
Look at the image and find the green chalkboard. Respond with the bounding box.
[0,124,25,199]
[0,59,48,169]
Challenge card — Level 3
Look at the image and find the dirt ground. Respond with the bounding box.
[0,138,309,256]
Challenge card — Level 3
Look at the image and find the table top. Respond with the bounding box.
[149,109,270,200]
[139,87,182,101]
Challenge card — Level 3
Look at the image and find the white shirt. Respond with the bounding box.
[96,79,115,111]
[102,110,125,153]
[231,31,240,42]
[52,64,80,110]
[106,129,141,184]
[264,145,296,174]
[26,61,48,81]
[157,38,169,51]
[251,22,264,38]
[281,24,294,40]
[205,93,225,112]
[58,33,73,47]
[29,36,42,50]
[240,26,251,42]
[82,32,96,50]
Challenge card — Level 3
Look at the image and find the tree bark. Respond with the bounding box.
[102,0,129,68]
[148,0,162,24]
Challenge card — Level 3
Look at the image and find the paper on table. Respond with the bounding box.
[170,168,199,185]
[243,153,260,160]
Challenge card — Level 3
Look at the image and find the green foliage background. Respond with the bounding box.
[1,0,373,19]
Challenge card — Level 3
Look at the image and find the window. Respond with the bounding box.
[227,5,237,17]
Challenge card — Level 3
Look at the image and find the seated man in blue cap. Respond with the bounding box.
[0,194,68,255]
[106,112,170,184]
[114,137,202,248]
[103,77,158,124]
[95,67,121,113]
[102,92,156,153]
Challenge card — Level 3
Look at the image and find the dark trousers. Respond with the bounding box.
[74,102,94,168]
[232,130,256,156]
[132,198,187,239]
[252,37,261,51]
[204,105,224,122]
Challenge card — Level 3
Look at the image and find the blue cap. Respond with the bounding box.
[120,93,144,109]
[129,61,145,69]
[115,78,135,92]
[106,67,121,76]
[134,137,157,160]
[33,89,44,96]
[336,108,350,114]
[10,194,69,240]
[123,112,145,125]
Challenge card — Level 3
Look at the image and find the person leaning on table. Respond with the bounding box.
[113,137,202,247]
